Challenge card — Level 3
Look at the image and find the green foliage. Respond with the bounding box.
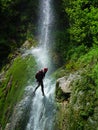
[54,0,98,130]
[53,30,70,66]
[68,70,97,130]
[54,102,67,130]
[0,54,37,127]
[92,64,98,96]
[77,47,98,69]
[55,46,98,130]
[53,0,98,68]
[64,0,98,47]
[67,44,88,61]
[0,0,38,68]
[52,67,67,79]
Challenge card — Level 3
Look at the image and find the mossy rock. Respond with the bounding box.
[55,79,71,102]
[54,47,98,130]
[0,54,37,128]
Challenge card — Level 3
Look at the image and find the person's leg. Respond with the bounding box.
[41,81,45,96]
[34,82,40,93]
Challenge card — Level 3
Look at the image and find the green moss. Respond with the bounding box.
[52,67,68,79]
[0,54,37,127]
[55,47,98,130]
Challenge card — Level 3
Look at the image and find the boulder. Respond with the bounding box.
[21,40,33,49]
[56,76,71,94]
[56,73,81,101]
[56,73,81,94]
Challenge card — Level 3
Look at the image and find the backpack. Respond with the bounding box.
[35,70,44,81]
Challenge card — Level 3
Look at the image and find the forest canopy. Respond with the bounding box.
[54,0,98,65]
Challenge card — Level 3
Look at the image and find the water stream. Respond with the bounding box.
[26,0,56,129]
[7,0,56,130]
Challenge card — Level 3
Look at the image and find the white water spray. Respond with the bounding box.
[38,0,53,48]
[7,0,56,130]
[31,0,54,69]
[26,0,55,130]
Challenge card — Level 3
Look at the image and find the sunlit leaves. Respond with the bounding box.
[0,0,12,10]
[63,0,98,47]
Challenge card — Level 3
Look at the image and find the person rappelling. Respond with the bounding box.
[33,68,48,96]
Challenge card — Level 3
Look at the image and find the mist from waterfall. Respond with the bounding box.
[26,0,56,130]
[7,0,56,130]
[31,0,54,70]
[38,0,53,48]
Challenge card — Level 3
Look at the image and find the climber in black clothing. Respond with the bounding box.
[34,68,48,96]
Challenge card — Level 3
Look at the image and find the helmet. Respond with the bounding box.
[44,68,48,72]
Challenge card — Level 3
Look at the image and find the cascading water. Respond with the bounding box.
[7,0,56,130]
[32,0,54,70]
[38,0,53,48]
[26,0,56,130]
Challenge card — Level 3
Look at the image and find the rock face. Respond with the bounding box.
[55,70,98,130]
[21,40,33,49]
[56,76,71,93]
[0,52,37,129]
[56,73,80,101]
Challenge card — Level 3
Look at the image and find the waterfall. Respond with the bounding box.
[38,0,53,48]
[6,0,56,130]
[32,0,54,70]
[26,0,56,130]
